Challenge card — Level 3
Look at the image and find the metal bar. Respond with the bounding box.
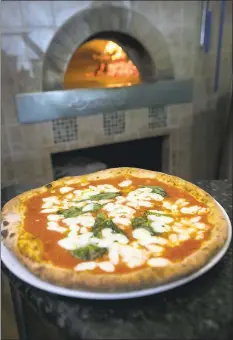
[15,79,193,124]
[204,6,212,53]
[200,0,208,47]
[214,0,226,92]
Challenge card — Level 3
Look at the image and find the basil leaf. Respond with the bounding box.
[144,210,169,217]
[142,186,167,197]
[83,203,102,213]
[131,216,157,236]
[89,192,121,201]
[93,213,127,238]
[57,206,83,218]
[70,245,107,261]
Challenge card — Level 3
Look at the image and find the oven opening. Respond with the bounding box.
[63,31,155,90]
[51,136,165,180]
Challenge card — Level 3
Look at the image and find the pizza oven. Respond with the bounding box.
[15,6,193,123]
[2,3,196,188]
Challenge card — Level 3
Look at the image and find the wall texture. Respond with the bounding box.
[1,0,232,187]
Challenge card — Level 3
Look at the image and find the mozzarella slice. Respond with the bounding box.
[118,180,132,187]
[60,187,74,194]
[147,258,171,267]
[98,262,115,272]
[75,262,96,271]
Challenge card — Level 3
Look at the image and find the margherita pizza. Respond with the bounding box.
[1,168,228,292]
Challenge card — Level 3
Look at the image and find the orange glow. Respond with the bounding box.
[64,39,140,89]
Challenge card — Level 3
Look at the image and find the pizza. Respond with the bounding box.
[1,168,228,292]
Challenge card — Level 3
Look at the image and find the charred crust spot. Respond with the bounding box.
[3,221,9,226]
[9,233,16,238]
[1,229,9,239]
[45,183,52,189]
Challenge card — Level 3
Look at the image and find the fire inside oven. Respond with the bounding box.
[64,39,140,89]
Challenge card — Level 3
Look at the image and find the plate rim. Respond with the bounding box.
[1,200,232,300]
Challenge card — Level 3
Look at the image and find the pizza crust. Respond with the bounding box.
[1,168,229,292]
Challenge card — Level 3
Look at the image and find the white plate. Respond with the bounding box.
[1,201,232,300]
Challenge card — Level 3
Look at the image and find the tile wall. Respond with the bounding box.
[1,1,232,187]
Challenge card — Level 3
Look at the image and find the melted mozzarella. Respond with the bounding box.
[58,237,80,250]
[150,221,167,233]
[82,203,95,212]
[168,233,179,244]
[67,225,80,238]
[133,228,151,241]
[112,216,131,226]
[195,232,205,240]
[96,184,119,192]
[104,203,135,215]
[42,201,55,209]
[72,214,95,227]
[127,187,165,202]
[180,205,209,215]
[101,228,113,238]
[98,262,115,272]
[177,233,190,241]
[132,229,168,246]
[151,236,168,245]
[80,227,89,234]
[119,245,148,268]
[145,244,164,254]
[47,222,67,233]
[60,186,74,194]
[147,258,171,267]
[42,196,59,203]
[47,214,62,221]
[118,180,132,187]
[148,214,174,224]
[108,244,120,265]
[75,262,96,271]
[195,222,208,230]
[41,208,58,213]
[65,193,74,200]
[115,196,127,203]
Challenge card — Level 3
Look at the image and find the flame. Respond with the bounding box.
[104,41,124,60]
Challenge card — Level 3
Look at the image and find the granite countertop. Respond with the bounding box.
[1,180,233,340]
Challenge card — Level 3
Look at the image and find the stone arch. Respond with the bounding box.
[42,5,174,91]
